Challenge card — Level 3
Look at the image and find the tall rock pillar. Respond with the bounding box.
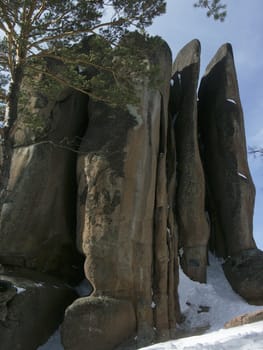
[198,43,256,257]
[62,36,181,350]
[170,39,209,283]
[198,43,263,305]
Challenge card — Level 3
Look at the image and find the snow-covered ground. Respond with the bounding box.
[140,254,263,350]
[38,254,263,350]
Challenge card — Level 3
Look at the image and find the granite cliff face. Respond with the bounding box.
[62,38,180,349]
[0,36,261,350]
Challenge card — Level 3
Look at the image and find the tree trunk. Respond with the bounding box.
[0,63,24,205]
[5,64,24,132]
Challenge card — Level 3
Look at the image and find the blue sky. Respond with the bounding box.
[149,0,263,249]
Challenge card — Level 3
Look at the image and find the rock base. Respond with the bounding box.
[61,296,136,350]
[223,249,263,305]
[0,268,77,350]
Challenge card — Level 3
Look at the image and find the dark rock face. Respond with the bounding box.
[198,43,256,258]
[170,39,209,283]
[0,269,77,350]
[62,297,136,350]
[0,89,88,282]
[223,249,263,304]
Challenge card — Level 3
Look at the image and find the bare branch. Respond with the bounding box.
[0,93,7,101]
[31,0,46,23]
[13,139,87,154]
[28,18,126,50]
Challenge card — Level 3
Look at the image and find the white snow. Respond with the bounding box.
[74,279,93,297]
[140,254,263,350]
[15,286,26,294]
[177,72,182,85]
[35,282,44,287]
[238,172,248,180]
[38,254,263,350]
[37,330,63,350]
[226,98,237,104]
[140,321,263,349]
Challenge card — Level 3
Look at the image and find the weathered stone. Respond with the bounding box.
[0,88,88,282]
[0,269,77,350]
[69,35,180,349]
[62,296,136,350]
[224,309,263,328]
[198,43,256,258]
[170,39,209,283]
[223,249,263,305]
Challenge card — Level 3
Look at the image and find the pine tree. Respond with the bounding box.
[0,0,166,132]
[194,0,227,21]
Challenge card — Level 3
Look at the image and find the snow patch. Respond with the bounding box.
[75,279,93,297]
[37,330,63,350]
[15,286,26,294]
[177,72,182,85]
[140,254,263,349]
[35,282,44,287]
[238,172,247,179]
[140,321,263,349]
[37,254,263,350]
[226,98,237,104]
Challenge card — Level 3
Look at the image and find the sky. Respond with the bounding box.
[149,0,263,249]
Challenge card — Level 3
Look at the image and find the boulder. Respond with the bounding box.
[0,268,77,350]
[224,309,263,328]
[170,39,209,283]
[68,34,180,349]
[223,249,263,305]
[62,296,136,350]
[198,43,256,257]
[0,87,88,282]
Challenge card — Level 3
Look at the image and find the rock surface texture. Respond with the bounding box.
[198,43,262,304]
[0,269,76,350]
[0,88,88,282]
[224,309,263,328]
[0,37,262,350]
[170,39,209,283]
[198,43,256,258]
[62,37,181,350]
[62,297,136,350]
[223,248,263,304]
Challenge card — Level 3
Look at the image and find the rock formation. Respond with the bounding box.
[0,77,88,347]
[0,36,262,350]
[198,43,256,258]
[0,86,88,282]
[224,309,263,328]
[0,269,76,350]
[62,36,180,350]
[170,39,209,283]
[198,43,262,303]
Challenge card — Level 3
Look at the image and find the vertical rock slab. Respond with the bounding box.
[198,44,263,305]
[198,43,256,257]
[63,36,180,350]
[0,88,88,282]
[170,40,209,283]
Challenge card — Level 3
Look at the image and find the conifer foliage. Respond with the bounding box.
[0,0,166,131]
